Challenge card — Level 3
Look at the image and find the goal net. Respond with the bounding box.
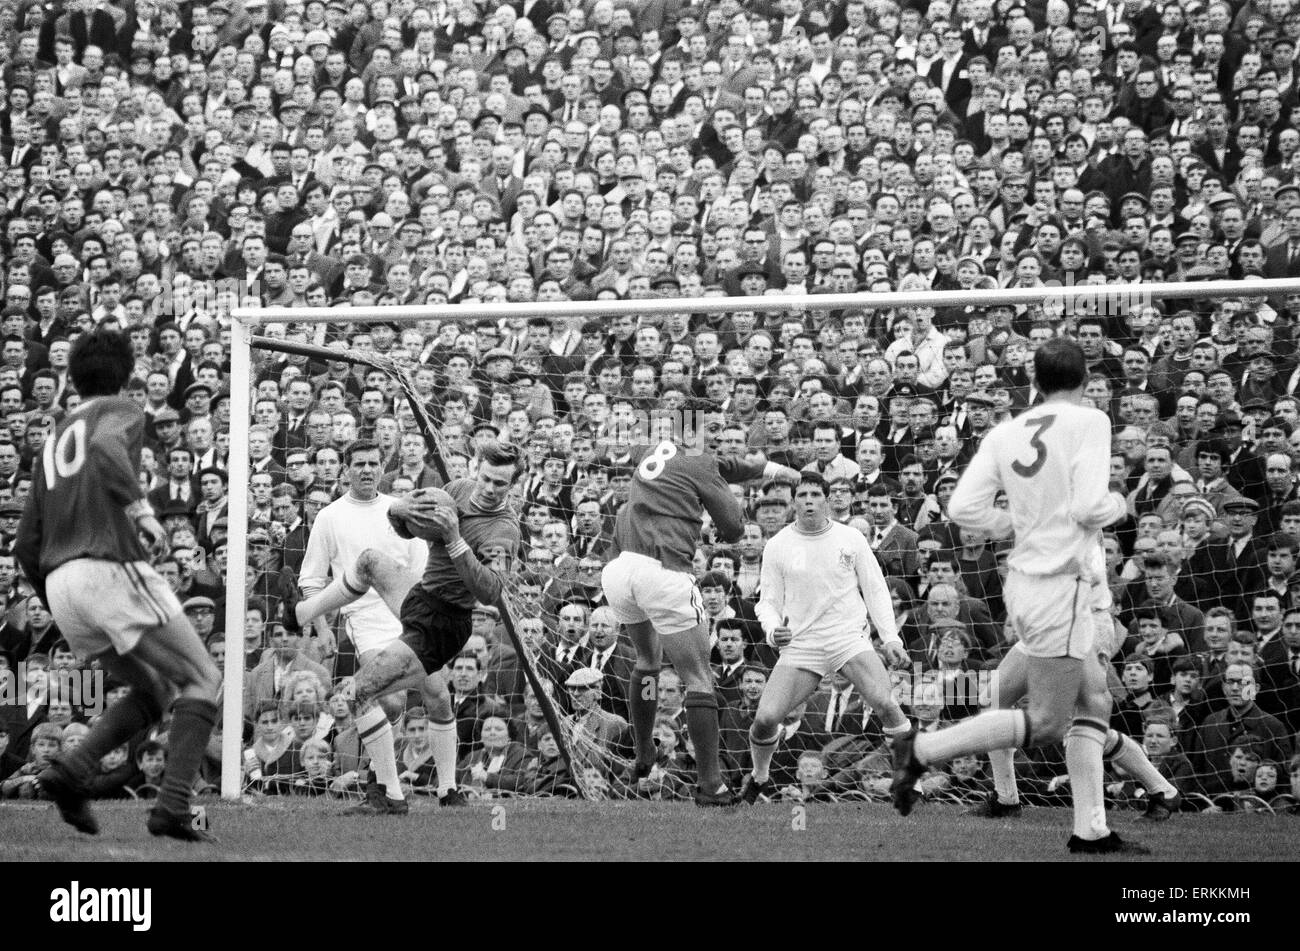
[221,279,1300,813]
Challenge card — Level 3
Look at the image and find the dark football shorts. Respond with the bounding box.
[398,586,473,674]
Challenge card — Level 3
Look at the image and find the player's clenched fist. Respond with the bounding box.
[432,505,461,541]
[771,625,793,648]
[880,641,909,669]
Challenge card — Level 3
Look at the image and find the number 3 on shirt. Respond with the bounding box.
[638,441,678,480]
[42,420,86,488]
[1011,414,1056,478]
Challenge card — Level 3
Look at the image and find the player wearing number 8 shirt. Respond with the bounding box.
[14,328,221,842]
[890,338,1148,854]
[602,402,799,806]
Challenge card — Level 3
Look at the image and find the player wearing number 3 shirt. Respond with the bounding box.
[889,338,1148,854]
[14,328,221,843]
[602,403,798,806]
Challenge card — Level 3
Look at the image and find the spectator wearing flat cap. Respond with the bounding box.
[564,666,633,769]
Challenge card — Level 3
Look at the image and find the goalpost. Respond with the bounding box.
[222,277,1300,803]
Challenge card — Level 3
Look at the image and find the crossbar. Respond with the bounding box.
[232,278,1300,325]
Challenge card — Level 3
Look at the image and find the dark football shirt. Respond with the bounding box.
[611,442,747,572]
[390,477,522,609]
[16,397,150,587]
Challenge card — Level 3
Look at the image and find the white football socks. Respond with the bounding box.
[356,705,404,801]
[296,569,367,626]
[1108,729,1178,798]
[989,747,1019,805]
[431,719,458,795]
[913,709,1026,766]
[1065,719,1110,841]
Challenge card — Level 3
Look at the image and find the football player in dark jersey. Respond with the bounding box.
[16,328,220,842]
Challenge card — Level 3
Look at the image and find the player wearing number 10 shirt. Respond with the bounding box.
[14,328,220,843]
[890,338,1148,854]
[602,403,798,806]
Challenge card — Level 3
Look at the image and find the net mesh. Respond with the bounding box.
[320,346,639,800]
[234,334,1300,814]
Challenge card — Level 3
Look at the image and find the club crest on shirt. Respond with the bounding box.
[838,549,854,572]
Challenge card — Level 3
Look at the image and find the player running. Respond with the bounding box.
[969,545,1182,820]
[741,472,912,803]
[891,338,1149,854]
[602,401,798,806]
[292,440,427,813]
[15,328,221,842]
[284,441,522,813]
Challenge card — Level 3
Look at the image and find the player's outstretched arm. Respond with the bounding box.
[699,460,746,544]
[717,455,801,486]
[947,437,1013,538]
[1070,413,1128,531]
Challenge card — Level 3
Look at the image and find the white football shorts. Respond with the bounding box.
[601,552,704,636]
[775,629,874,678]
[46,558,183,658]
[1002,569,1094,661]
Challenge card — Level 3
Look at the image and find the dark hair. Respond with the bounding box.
[1267,532,1299,555]
[1123,652,1155,674]
[452,650,481,671]
[343,440,382,465]
[1197,438,1230,463]
[797,470,829,496]
[699,570,731,590]
[69,327,134,397]
[136,740,166,762]
[715,617,747,635]
[1034,337,1087,394]
[479,439,524,479]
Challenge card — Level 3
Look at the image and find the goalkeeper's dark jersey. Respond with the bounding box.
[15,397,150,588]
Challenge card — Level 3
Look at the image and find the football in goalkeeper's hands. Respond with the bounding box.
[400,487,456,540]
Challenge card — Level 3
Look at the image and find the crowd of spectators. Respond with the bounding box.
[3,0,1300,809]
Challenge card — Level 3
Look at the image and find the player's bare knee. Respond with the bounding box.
[1077,682,1112,722]
[679,670,713,695]
[355,548,384,584]
[423,693,451,720]
[751,709,782,737]
[354,665,387,705]
[1028,705,1071,746]
[421,671,451,718]
[378,692,405,722]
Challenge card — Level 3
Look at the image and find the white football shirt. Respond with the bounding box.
[948,400,1124,578]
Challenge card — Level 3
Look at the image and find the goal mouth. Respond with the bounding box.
[219,279,1300,804]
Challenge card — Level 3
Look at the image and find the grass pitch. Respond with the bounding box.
[0,798,1292,862]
